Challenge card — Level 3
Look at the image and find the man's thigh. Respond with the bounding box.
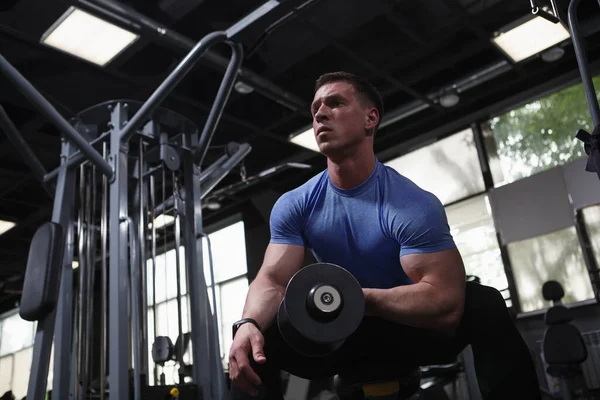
[262,323,341,380]
[261,317,466,380]
[334,317,466,371]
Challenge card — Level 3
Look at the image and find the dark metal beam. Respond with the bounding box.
[0,196,45,209]
[379,24,465,90]
[297,16,441,110]
[0,106,53,196]
[0,113,48,162]
[0,167,40,180]
[439,0,490,42]
[437,0,530,81]
[385,10,427,45]
[375,57,600,162]
[77,0,310,115]
[0,180,27,199]
[163,88,294,147]
[391,40,493,93]
[0,26,293,148]
[0,204,53,240]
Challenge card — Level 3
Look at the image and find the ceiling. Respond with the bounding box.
[0,0,600,312]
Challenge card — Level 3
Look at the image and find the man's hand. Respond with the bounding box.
[228,323,267,396]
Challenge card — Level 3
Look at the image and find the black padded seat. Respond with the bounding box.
[334,363,421,399]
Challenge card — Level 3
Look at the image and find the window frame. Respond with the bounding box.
[146,212,249,383]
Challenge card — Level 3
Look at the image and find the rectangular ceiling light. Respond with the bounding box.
[491,14,570,63]
[41,6,139,67]
[0,220,15,236]
[289,128,320,153]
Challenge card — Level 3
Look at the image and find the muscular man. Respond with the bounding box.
[228,72,541,399]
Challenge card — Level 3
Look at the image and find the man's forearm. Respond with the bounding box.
[241,275,285,331]
[363,283,463,330]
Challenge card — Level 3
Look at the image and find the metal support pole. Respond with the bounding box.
[120,31,232,143]
[182,147,226,400]
[44,130,112,183]
[568,0,600,127]
[149,174,159,385]
[199,231,222,384]
[194,42,244,165]
[123,216,142,400]
[0,53,113,179]
[84,165,97,398]
[75,165,86,400]
[108,102,131,400]
[200,143,251,200]
[27,139,77,400]
[100,142,108,400]
[173,173,185,384]
[136,141,150,382]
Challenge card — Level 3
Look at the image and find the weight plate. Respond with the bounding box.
[283,263,364,344]
[277,299,343,357]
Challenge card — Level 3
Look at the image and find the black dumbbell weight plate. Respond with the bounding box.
[278,263,364,355]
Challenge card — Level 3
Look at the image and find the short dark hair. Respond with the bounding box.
[314,72,384,136]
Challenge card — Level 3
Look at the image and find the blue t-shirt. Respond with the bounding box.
[269,161,456,289]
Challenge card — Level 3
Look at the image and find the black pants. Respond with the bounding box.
[230,283,542,399]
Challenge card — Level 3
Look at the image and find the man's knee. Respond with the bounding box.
[465,282,509,318]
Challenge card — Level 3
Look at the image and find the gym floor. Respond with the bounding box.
[1,0,600,399]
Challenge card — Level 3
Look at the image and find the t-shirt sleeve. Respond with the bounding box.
[269,191,307,247]
[390,192,456,257]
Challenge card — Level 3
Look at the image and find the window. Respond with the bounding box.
[12,347,33,398]
[507,227,595,313]
[0,312,35,356]
[483,75,600,186]
[445,195,511,304]
[146,219,248,384]
[0,311,51,399]
[385,128,485,205]
[0,355,13,395]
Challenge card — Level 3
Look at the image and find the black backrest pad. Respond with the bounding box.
[19,222,64,321]
[543,324,588,365]
[545,305,572,325]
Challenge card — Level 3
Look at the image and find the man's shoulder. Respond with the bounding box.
[278,169,328,202]
[271,169,328,215]
[378,163,443,212]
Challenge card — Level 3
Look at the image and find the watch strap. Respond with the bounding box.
[232,318,261,339]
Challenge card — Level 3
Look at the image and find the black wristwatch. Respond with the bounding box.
[232,318,261,339]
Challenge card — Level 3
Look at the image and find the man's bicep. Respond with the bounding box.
[258,243,306,289]
[400,248,465,287]
[263,191,307,287]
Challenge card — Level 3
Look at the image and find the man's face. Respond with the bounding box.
[311,81,378,155]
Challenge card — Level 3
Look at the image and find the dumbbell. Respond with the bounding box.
[277,263,365,357]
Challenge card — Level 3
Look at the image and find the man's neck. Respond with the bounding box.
[327,150,377,190]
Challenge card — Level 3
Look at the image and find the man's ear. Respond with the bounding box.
[365,108,379,132]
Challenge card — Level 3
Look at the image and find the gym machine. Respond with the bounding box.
[0,1,318,399]
[539,281,589,400]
